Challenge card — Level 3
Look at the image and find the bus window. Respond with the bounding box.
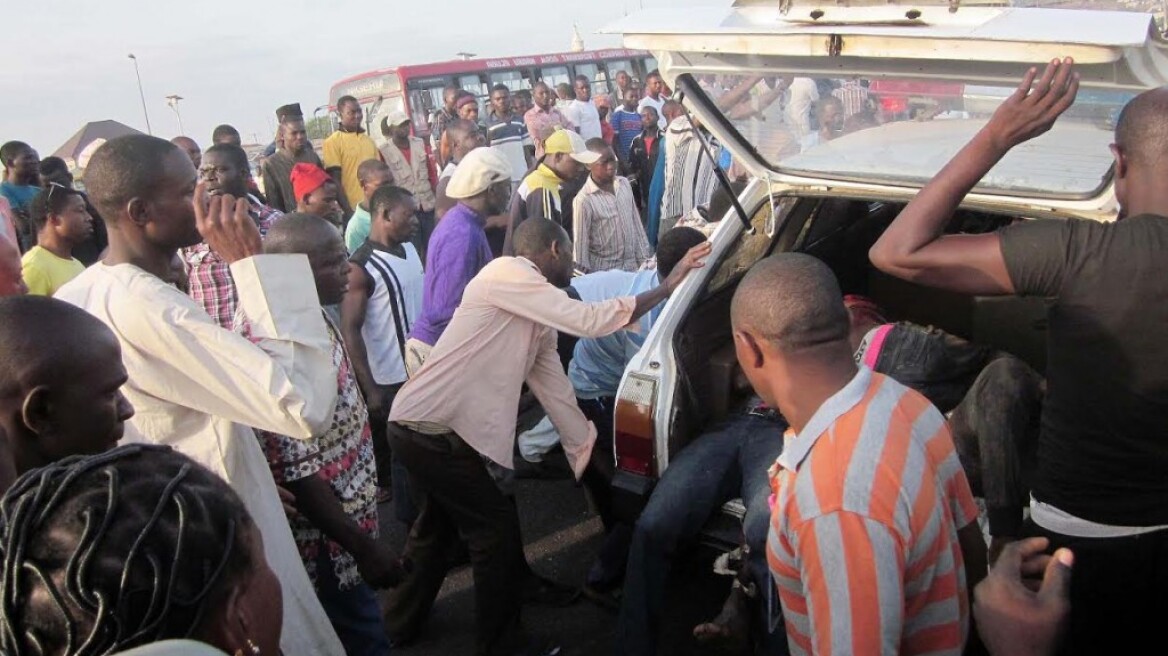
[408,89,437,136]
[606,59,635,86]
[538,66,570,90]
[489,69,529,92]
[459,74,486,99]
[642,56,659,76]
[573,63,608,97]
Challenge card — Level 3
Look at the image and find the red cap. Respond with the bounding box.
[291,163,330,202]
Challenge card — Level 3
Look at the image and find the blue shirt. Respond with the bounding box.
[0,181,39,213]
[568,269,660,399]
[409,203,493,346]
[611,108,643,161]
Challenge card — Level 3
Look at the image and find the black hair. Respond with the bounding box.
[370,185,415,217]
[78,135,180,222]
[211,124,240,143]
[0,444,255,656]
[38,156,70,179]
[731,253,850,354]
[515,89,533,100]
[512,218,569,259]
[203,143,249,173]
[646,70,663,82]
[0,141,31,168]
[584,137,610,153]
[641,105,659,119]
[574,75,590,86]
[28,184,83,232]
[264,212,340,256]
[532,81,550,93]
[491,84,510,95]
[1116,88,1168,167]
[337,95,359,111]
[656,227,706,278]
[357,158,391,185]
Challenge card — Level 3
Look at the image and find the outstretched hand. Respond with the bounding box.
[973,537,1073,656]
[984,58,1080,152]
[663,241,712,293]
[194,181,263,264]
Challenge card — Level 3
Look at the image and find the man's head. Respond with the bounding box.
[513,89,533,115]
[816,97,845,139]
[615,70,631,91]
[640,106,660,132]
[730,253,852,411]
[38,156,73,188]
[490,84,512,117]
[446,119,487,164]
[85,135,201,251]
[656,227,707,279]
[661,100,683,125]
[169,136,202,169]
[622,86,640,111]
[595,95,611,122]
[211,125,241,147]
[291,163,341,224]
[0,236,26,297]
[585,138,617,186]
[381,111,412,143]
[511,218,574,288]
[281,116,309,154]
[533,82,554,111]
[0,296,134,474]
[264,213,348,306]
[31,184,92,246]
[443,85,461,111]
[456,95,480,122]
[337,96,363,132]
[574,75,592,102]
[543,128,601,182]
[1,142,39,184]
[555,83,573,102]
[357,159,393,204]
[1112,87,1168,218]
[369,185,419,247]
[645,71,665,99]
[199,144,251,198]
[445,146,514,216]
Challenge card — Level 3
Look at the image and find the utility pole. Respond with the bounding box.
[127,54,152,135]
[166,94,185,135]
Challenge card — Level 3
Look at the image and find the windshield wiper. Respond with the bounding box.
[674,74,754,235]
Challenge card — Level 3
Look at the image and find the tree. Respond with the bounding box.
[305,116,332,141]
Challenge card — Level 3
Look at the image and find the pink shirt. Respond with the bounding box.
[390,256,636,478]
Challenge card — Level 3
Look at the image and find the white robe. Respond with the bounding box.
[56,255,345,656]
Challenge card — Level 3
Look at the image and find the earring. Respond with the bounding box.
[232,640,260,656]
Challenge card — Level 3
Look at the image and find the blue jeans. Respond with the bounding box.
[316,550,392,656]
[616,413,786,656]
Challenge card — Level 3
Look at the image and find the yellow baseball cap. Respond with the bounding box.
[544,128,601,164]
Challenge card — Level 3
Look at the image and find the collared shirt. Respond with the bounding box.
[486,112,531,183]
[55,255,345,656]
[409,202,493,346]
[832,80,870,118]
[240,312,378,591]
[380,136,437,211]
[611,108,642,161]
[767,367,978,656]
[568,268,659,399]
[660,117,719,238]
[390,256,636,477]
[182,197,282,330]
[323,129,381,209]
[261,148,325,213]
[568,99,603,141]
[572,175,652,273]
[524,105,570,158]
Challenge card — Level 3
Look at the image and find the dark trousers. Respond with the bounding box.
[411,210,437,263]
[368,383,402,489]
[315,550,392,656]
[616,414,787,656]
[578,396,633,588]
[1023,521,1168,656]
[384,423,528,656]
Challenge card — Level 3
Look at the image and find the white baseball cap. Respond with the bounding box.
[446,148,514,199]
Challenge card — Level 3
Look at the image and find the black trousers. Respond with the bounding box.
[383,423,528,656]
[1024,520,1168,656]
[368,383,402,489]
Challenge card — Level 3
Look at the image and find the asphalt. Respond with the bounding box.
[376,451,738,656]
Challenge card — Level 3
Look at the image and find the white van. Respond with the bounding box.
[601,0,1168,540]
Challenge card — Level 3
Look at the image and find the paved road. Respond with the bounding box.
[377,453,737,656]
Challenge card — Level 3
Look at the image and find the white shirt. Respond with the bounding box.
[353,242,425,385]
[56,256,345,656]
[786,77,820,137]
[569,99,603,141]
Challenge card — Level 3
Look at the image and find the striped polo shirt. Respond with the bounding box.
[767,367,978,656]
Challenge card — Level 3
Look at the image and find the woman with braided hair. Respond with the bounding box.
[0,444,282,656]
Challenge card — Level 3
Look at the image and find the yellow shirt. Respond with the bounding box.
[21,245,85,296]
[322,130,381,209]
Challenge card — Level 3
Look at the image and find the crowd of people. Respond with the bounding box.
[0,56,1160,656]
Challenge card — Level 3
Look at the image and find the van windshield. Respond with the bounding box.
[691,73,1131,199]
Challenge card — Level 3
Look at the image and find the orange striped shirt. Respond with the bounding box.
[767,368,978,656]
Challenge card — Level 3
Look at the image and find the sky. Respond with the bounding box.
[2,0,727,156]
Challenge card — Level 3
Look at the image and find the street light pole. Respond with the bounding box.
[127,54,152,135]
[166,94,185,135]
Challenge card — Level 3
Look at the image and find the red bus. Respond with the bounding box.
[324,48,657,145]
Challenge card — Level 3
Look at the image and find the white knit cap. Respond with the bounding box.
[446,147,514,199]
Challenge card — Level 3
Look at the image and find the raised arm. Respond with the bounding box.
[869,59,1079,296]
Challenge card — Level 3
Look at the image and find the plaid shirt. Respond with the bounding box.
[182,196,282,329]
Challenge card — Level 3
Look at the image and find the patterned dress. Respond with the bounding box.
[238,311,379,590]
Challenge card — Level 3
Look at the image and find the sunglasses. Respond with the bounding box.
[46,181,69,203]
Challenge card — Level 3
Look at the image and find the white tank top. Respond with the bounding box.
[353,242,424,385]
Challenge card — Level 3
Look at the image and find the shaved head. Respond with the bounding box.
[357,159,391,186]
[264,212,341,257]
[512,217,570,260]
[1115,87,1168,168]
[0,297,117,393]
[731,253,849,354]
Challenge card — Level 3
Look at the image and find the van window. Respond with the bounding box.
[539,66,570,89]
[703,196,801,299]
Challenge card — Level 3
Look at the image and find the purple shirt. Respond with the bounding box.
[409,203,494,346]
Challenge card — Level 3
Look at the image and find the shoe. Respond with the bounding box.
[581,583,621,612]
[522,574,580,607]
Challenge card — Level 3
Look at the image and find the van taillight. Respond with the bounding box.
[615,374,658,477]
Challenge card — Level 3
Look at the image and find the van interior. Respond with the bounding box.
[667,192,1052,461]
